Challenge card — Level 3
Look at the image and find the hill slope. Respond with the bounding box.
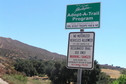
[101,69,121,79]
[0,37,66,61]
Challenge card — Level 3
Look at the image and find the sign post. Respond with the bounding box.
[65,2,100,84]
[77,69,82,84]
[65,2,100,29]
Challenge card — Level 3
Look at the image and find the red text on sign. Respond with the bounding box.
[71,64,88,66]
[81,55,91,58]
[70,55,80,58]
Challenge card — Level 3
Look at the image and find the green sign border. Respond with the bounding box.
[65,2,101,29]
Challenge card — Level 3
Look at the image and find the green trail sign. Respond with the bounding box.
[65,2,100,29]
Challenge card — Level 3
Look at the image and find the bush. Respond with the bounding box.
[110,75,126,84]
[96,72,110,84]
[2,74,28,84]
[48,60,103,84]
[13,74,28,83]
[121,69,126,75]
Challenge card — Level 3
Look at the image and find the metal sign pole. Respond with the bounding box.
[77,29,84,84]
[77,69,82,84]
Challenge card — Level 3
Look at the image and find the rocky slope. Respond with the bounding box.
[0,37,66,61]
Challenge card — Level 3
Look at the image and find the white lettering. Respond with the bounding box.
[74,5,91,13]
[72,17,93,21]
[67,13,82,17]
[88,11,99,15]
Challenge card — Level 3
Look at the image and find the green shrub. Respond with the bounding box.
[13,74,28,83]
[30,79,41,84]
[118,75,126,84]
[121,69,126,75]
[110,80,119,84]
[110,75,126,84]
[2,74,28,84]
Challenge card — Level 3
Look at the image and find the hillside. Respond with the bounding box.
[100,64,125,71]
[0,56,126,84]
[100,64,126,79]
[0,37,66,61]
[101,69,121,79]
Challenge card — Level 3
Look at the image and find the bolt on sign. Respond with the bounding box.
[67,32,95,69]
[65,2,100,29]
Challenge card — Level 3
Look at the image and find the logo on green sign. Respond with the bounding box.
[65,2,100,29]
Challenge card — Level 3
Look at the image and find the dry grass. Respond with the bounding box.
[27,77,51,84]
[101,69,121,79]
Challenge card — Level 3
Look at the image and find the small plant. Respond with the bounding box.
[30,79,41,84]
[2,74,28,84]
[13,74,28,83]
[28,78,51,84]
[109,75,126,84]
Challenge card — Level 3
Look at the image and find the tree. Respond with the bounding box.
[81,60,101,84]
[48,61,77,84]
[110,75,126,84]
[14,59,38,76]
[121,69,126,75]
[48,60,102,84]
[96,72,110,84]
[31,60,45,76]
[44,61,55,77]
[14,59,50,77]
[118,75,126,84]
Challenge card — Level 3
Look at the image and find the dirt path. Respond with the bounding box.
[0,78,8,84]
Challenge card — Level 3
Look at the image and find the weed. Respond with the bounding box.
[2,74,28,84]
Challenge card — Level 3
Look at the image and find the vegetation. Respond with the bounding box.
[14,59,111,84]
[1,37,126,84]
[2,56,125,84]
[96,72,111,84]
[28,79,42,84]
[27,78,51,84]
[109,75,126,84]
[48,61,77,84]
[2,74,28,84]
[14,59,55,77]
[121,69,126,75]
[48,60,112,84]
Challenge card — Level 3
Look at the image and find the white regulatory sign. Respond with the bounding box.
[67,32,95,69]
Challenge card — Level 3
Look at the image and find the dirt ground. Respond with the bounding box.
[0,78,8,84]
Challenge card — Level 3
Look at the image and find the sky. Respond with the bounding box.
[0,0,126,68]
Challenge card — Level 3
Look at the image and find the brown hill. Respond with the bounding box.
[100,64,125,71]
[101,69,121,79]
[0,56,18,76]
[0,37,66,61]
